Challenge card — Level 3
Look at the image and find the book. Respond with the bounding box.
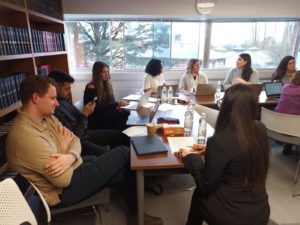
[131,135,168,156]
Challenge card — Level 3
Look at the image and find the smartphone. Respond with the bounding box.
[91,97,98,104]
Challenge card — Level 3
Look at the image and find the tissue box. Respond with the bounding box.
[162,124,184,136]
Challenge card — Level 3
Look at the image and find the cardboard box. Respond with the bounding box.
[162,124,184,136]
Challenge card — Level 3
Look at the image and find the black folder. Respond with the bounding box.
[131,135,168,156]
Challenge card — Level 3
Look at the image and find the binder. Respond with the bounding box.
[131,135,168,156]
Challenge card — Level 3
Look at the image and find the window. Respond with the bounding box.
[210,21,299,68]
[65,20,300,71]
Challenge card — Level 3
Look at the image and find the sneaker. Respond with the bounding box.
[127,213,163,225]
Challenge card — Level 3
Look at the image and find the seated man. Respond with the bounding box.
[6,76,162,225]
[48,70,130,156]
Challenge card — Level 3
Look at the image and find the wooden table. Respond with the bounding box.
[182,91,277,109]
[130,104,214,225]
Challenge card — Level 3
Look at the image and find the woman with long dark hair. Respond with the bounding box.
[224,53,259,89]
[83,61,129,130]
[181,84,270,225]
[271,55,296,84]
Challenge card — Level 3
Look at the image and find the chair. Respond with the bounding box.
[193,104,219,128]
[260,107,300,195]
[29,181,110,225]
[0,178,37,225]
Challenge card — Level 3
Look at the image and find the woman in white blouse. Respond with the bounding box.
[179,59,208,94]
[142,58,165,95]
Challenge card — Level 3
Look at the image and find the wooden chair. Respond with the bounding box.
[194,104,219,128]
[29,181,110,225]
[260,107,300,196]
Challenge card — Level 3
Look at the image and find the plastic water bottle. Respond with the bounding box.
[184,103,194,135]
[215,80,221,99]
[161,86,168,103]
[198,113,207,144]
[167,86,173,104]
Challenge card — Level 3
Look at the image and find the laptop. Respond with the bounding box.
[156,85,178,98]
[195,84,217,96]
[264,81,283,100]
[121,90,154,110]
[247,84,263,97]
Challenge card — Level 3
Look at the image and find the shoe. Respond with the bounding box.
[127,213,163,225]
[282,144,293,155]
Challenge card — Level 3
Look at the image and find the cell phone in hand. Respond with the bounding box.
[91,97,98,104]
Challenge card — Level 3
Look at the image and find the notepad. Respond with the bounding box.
[131,135,168,156]
[167,137,195,154]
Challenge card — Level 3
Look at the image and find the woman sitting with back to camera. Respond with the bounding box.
[179,58,208,95]
[271,55,296,84]
[142,58,165,95]
[84,61,129,130]
[180,84,270,225]
[224,53,259,89]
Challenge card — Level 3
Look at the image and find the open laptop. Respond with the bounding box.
[121,90,154,110]
[247,84,263,97]
[264,81,283,100]
[156,85,178,98]
[195,84,217,96]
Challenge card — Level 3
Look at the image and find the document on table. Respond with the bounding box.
[167,137,195,154]
[122,126,147,137]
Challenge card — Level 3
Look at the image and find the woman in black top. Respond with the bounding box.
[181,84,270,225]
[84,61,129,130]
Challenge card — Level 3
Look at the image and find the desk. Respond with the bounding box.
[183,91,277,108]
[130,104,214,225]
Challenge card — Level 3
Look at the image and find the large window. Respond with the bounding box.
[210,21,299,68]
[65,20,299,71]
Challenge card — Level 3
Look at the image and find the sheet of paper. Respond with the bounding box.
[122,126,147,137]
[123,94,141,101]
[167,136,195,154]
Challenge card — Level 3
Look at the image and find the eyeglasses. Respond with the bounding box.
[217,98,223,108]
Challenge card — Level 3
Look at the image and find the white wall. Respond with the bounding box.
[63,0,300,19]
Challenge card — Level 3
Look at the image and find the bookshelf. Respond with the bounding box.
[0,0,68,175]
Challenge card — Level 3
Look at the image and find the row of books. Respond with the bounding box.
[0,120,13,167]
[31,29,65,53]
[0,25,31,56]
[0,72,27,109]
[27,0,63,20]
[2,0,24,7]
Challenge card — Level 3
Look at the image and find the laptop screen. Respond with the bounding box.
[264,82,283,97]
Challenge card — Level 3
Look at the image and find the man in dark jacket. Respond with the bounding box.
[48,70,130,156]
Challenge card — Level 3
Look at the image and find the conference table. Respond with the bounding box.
[130,104,214,225]
[129,91,277,225]
[184,90,277,108]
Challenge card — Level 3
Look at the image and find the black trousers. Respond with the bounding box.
[81,129,130,156]
[56,146,137,212]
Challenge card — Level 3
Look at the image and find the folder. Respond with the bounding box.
[131,135,168,156]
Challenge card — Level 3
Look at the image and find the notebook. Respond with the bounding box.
[121,90,154,110]
[195,84,217,96]
[126,110,150,126]
[264,81,283,100]
[156,85,178,98]
[247,84,263,97]
[131,135,168,156]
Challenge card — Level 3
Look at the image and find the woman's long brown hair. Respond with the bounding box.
[215,84,270,192]
[91,61,115,105]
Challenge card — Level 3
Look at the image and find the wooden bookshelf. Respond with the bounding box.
[0,0,68,176]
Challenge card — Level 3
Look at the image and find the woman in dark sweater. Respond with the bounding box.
[181,84,270,225]
[84,61,129,130]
